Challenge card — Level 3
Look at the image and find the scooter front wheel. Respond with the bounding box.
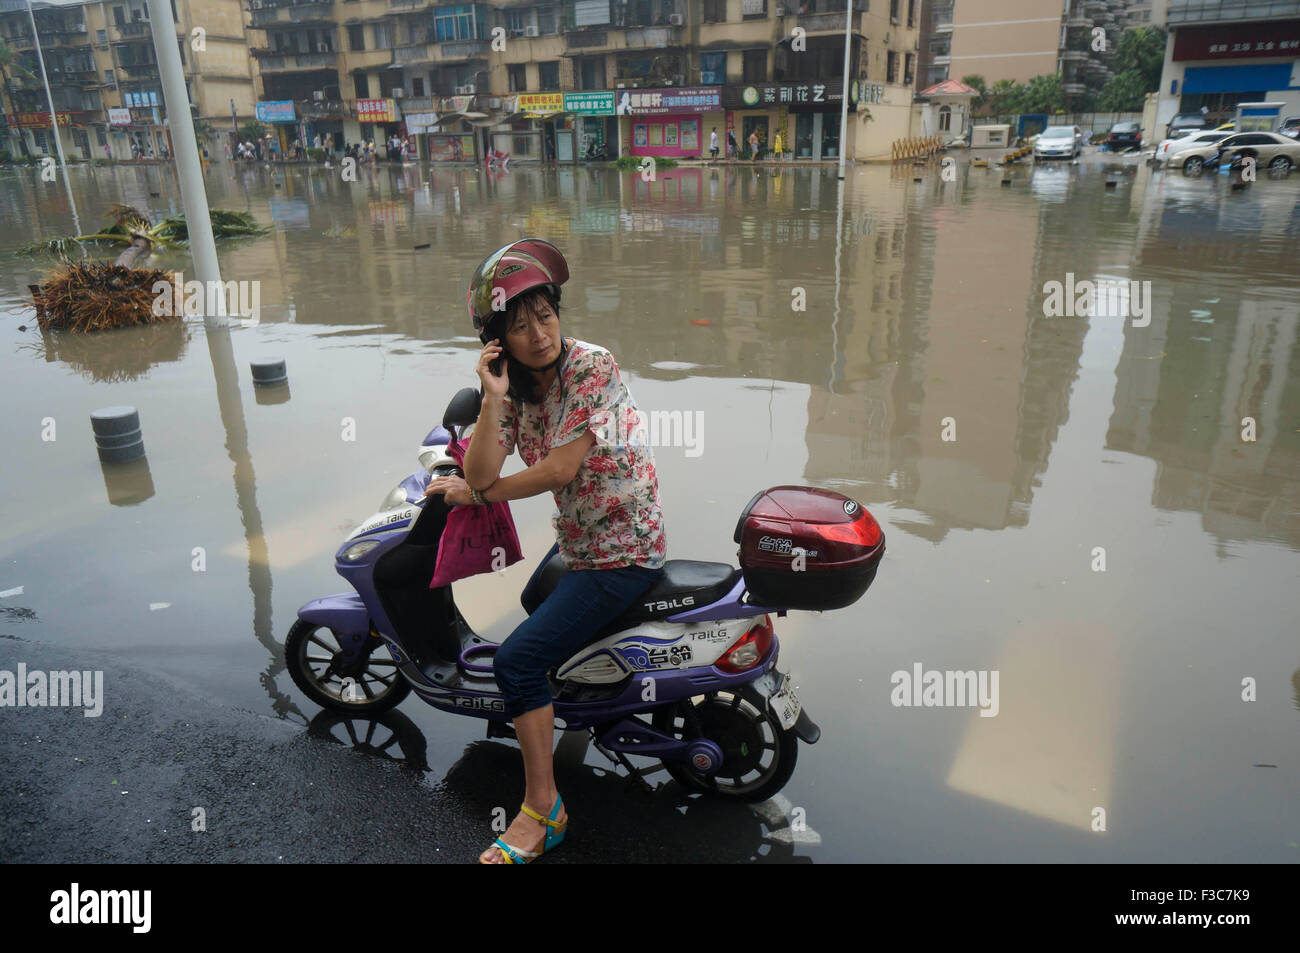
[285,620,410,714]
[651,686,798,803]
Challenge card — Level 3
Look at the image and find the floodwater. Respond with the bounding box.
[1,155,1297,862]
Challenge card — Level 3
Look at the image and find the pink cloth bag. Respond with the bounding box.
[429,434,525,588]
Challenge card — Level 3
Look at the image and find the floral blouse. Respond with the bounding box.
[496,337,667,572]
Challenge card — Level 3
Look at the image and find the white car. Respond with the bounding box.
[1033,125,1083,160]
[1154,130,1231,165]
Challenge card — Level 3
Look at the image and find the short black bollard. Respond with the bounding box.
[251,358,288,387]
[91,406,145,463]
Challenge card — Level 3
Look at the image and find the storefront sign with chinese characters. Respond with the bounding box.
[356,99,397,122]
[518,92,563,115]
[615,86,720,115]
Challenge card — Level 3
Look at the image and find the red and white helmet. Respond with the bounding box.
[467,238,570,342]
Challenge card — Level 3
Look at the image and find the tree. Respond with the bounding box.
[987,78,1017,115]
[1097,26,1166,111]
[960,74,987,111]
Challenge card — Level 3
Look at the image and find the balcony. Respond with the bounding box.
[114,21,152,38]
[624,26,681,48]
[931,0,953,30]
[393,43,435,64]
[1164,0,1294,22]
[297,97,353,119]
[119,61,159,78]
[440,38,489,61]
[253,49,339,71]
[248,0,336,28]
[797,11,863,34]
[567,30,609,48]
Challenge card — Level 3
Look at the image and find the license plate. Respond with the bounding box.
[767,673,800,731]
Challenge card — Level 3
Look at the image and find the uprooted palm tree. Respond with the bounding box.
[19,204,267,332]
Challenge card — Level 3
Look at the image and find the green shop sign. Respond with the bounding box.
[563,91,615,115]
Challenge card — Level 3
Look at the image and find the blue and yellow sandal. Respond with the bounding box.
[482,797,567,864]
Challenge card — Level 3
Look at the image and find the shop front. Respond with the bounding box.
[355,98,400,149]
[617,86,723,160]
[723,80,859,160]
[256,100,301,156]
[564,91,617,160]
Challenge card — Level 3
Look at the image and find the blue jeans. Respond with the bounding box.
[493,542,662,719]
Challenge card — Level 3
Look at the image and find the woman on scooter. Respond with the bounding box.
[423,238,667,863]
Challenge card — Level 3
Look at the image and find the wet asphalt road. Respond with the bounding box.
[0,637,807,864]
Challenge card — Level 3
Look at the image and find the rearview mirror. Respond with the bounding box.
[442,387,482,431]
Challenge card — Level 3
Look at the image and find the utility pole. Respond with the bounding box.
[146,0,223,321]
[25,0,80,233]
[837,0,853,179]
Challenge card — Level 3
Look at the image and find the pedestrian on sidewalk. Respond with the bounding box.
[709,126,719,160]
[748,129,760,160]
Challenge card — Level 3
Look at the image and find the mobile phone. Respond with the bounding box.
[489,354,505,377]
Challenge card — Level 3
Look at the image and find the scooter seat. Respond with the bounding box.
[521,553,739,629]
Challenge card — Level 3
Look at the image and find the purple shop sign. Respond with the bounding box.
[613,86,721,116]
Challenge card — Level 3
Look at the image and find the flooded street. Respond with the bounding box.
[2,155,1297,862]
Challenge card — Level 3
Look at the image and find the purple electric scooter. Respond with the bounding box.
[286,387,884,801]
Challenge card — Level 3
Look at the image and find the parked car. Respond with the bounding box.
[1166,113,1209,139]
[1105,121,1143,151]
[1154,130,1231,165]
[1033,125,1083,160]
[1278,116,1300,140]
[1177,132,1300,174]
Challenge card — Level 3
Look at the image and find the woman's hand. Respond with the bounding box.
[424,474,474,506]
[478,339,508,398]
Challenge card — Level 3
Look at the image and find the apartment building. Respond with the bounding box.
[1,0,258,159]
[243,0,923,162]
[920,0,1140,104]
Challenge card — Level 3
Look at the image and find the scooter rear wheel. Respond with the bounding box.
[651,687,797,803]
[285,620,410,714]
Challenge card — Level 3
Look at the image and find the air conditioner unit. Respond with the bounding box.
[523,24,539,37]
[392,88,405,98]
[488,96,501,108]
[668,13,683,25]
[455,84,475,94]
[312,90,325,100]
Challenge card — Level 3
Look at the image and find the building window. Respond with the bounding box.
[105,70,114,83]
[700,51,725,85]
[113,6,125,26]
[373,22,390,48]
[348,25,364,51]
[743,49,766,83]
[353,72,369,98]
[433,5,487,42]
[889,0,899,22]
[508,63,527,91]
[741,0,766,20]
[938,104,951,131]
[887,50,898,83]
[412,76,424,96]
[538,60,559,90]
[904,52,913,85]
[96,28,107,43]
[907,0,915,27]
[703,0,725,21]
[537,5,556,33]
[579,57,602,89]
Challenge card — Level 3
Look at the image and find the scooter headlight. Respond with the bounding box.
[380,483,409,510]
[341,539,382,562]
